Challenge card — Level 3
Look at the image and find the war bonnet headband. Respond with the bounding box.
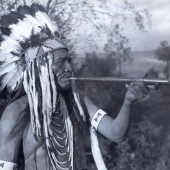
[0,3,67,94]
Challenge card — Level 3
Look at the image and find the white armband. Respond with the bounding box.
[0,160,17,170]
[91,109,107,130]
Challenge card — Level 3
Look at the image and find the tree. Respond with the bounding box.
[104,24,132,76]
[101,116,170,170]
[47,0,151,55]
[155,41,170,61]
[154,41,170,75]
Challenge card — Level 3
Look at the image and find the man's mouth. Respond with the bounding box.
[58,72,71,82]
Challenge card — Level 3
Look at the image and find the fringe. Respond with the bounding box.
[90,126,108,170]
[71,78,86,121]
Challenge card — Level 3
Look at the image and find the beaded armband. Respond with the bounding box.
[91,109,107,130]
[0,160,17,170]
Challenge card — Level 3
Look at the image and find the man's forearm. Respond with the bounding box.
[111,97,134,141]
[84,95,134,142]
[97,95,134,142]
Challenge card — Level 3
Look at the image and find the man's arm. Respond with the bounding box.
[84,81,157,143]
[0,96,28,163]
[84,94,133,143]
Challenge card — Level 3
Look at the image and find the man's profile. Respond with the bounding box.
[0,3,158,170]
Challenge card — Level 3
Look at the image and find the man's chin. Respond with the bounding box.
[57,82,71,91]
[54,74,71,91]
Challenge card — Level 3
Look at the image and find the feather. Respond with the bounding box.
[17,6,42,27]
[1,15,18,25]
[0,53,19,62]
[31,60,41,136]
[22,6,36,17]
[9,79,24,103]
[90,127,108,170]
[23,70,28,93]
[31,3,46,13]
[22,15,42,33]
[9,20,33,41]
[0,36,21,53]
[0,62,17,76]
[9,11,25,21]
[47,53,57,111]
[0,37,21,53]
[31,5,57,33]
[1,19,35,47]
[0,27,11,36]
[6,67,23,92]
[36,11,57,33]
[0,19,11,28]
[0,66,22,93]
[71,80,86,121]
[0,33,4,42]
[17,6,43,33]
[17,6,32,15]
[0,21,32,44]
[27,84,36,134]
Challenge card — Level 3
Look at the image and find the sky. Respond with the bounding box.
[120,0,170,76]
[123,0,170,51]
[67,0,170,53]
[25,0,170,52]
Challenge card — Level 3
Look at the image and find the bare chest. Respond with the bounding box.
[21,98,73,170]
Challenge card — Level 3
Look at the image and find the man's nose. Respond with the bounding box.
[64,61,72,72]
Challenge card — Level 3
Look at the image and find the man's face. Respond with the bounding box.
[51,49,72,91]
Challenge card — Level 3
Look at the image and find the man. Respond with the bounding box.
[0,4,158,170]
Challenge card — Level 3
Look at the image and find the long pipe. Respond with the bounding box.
[69,61,170,85]
[69,77,169,84]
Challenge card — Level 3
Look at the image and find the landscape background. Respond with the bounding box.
[1,0,170,170]
[76,49,170,170]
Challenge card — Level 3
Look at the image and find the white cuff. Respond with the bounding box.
[0,160,17,170]
[91,109,107,130]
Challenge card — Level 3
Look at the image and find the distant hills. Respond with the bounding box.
[122,50,166,77]
[75,50,167,78]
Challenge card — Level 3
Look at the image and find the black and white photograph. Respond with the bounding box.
[0,0,170,170]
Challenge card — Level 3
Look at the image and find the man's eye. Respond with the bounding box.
[67,57,71,63]
[54,59,64,63]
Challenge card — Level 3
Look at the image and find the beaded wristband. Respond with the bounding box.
[91,109,107,130]
[0,160,17,170]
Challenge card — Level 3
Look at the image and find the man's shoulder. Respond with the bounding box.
[9,95,28,109]
[1,95,28,121]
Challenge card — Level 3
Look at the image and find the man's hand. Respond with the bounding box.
[125,73,159,103]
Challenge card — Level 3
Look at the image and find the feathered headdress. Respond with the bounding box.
[0,3,67,95]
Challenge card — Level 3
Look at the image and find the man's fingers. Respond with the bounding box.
[125,84,137,94]
[134,84,148,95]
[132,82,149,94]
[147,83,159,90]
